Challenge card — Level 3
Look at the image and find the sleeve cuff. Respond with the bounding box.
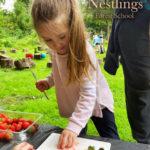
[66,121,83,136]
[104,53,119,75]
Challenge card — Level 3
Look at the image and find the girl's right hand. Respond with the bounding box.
[13,142,35,150]
[36,79,49,92]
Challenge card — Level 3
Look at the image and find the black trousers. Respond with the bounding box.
[79,108,119,139]
[118,11,150,144]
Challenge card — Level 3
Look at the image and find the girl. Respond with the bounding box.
[32,0,119,149]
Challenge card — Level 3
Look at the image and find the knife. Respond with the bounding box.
[30,70,49,100]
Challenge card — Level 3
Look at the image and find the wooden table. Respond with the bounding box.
[0,125,150,150]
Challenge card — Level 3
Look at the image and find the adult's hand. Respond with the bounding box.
[13,142,35,150]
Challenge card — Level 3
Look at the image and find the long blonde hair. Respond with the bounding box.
[31,0,94,83]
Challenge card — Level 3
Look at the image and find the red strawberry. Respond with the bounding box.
[18,118,26,122]
[16,124,22,132]
[0,132,5,139]
[0,113,7,118]
[9,125,15,132]
[0,123,8,130]
[18,121,23,126]
[22,122,30,129]
[13,118,19,123]
[27,120,33,124]
[6,118,13,124]
[1,118,8,123]
[12,123,18,131]
[4,132,13,141]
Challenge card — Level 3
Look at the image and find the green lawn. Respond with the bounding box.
[0,47,134,142]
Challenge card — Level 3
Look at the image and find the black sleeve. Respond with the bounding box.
[104,19,120,75]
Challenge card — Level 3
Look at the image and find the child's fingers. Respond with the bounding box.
[57,134,64,149]
[66,135,73,148]
[36,81,48,91]
[62,134,69,148]
[39,84,46,92]
[60,134,69,149]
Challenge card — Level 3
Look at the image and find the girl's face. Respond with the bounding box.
[38,16,70,55]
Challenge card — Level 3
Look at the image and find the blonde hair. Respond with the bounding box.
[31,0,94,83]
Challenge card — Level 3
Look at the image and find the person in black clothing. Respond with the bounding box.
[104,1,150,144]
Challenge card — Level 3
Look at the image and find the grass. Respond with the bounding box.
[0,44,135,143]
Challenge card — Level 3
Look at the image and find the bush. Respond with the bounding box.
[0,37,15,48]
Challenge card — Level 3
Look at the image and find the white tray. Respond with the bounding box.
[37,133,111,150]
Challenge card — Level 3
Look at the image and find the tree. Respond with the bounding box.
[0,0,5,4]
[13,0,32,36]
[80,0,114,39]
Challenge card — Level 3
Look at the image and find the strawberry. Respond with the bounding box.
[27,120,33,124]
[9,125,15,132]
[6,118,13,124]
[18,118,26,122]
[1,118,8,123]
[22,122,30,129]
[0,113,7,118]
[16,124,22,132]
[0,123,8,130]
[12,118,19,123]
[0,132,5,139]
[12,123,18,131]
[0,131,13,141]
[4,132,13,141]
[18,121,23,126]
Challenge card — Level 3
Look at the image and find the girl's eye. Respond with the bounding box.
[45,39,52,42]
[60,35,65,39]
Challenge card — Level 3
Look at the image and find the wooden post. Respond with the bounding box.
[47,62,52,68]
[34,54,41,59]
[11,49,17,53]
[14,58,35,70]
[0,50,6,54]
[0,59,14,68]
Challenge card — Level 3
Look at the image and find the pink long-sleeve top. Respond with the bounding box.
[46,42,114,135]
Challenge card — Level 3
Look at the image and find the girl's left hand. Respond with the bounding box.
[57,129,77,149]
